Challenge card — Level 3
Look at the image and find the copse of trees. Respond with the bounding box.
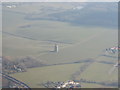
[2,56,46,74]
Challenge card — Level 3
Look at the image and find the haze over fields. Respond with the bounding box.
[2,2,118,88]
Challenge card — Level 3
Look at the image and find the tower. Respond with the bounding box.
[54,44,58,52]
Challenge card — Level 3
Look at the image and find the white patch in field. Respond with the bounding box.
[73,6,84,10]
[6,5,16,8]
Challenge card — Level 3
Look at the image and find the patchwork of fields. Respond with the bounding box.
[2,2,118,88]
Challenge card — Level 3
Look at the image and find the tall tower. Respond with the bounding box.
[54,44,58,52]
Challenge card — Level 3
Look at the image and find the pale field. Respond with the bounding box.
[37,28,117,64]
[3,33,68,59]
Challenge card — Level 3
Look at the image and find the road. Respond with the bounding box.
[0,72,31,89]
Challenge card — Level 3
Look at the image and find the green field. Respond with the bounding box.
[79,62,117,82]
[81,83,110,88]
[11,63,84,88]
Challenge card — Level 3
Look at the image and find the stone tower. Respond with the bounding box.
[54,44,58,52]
